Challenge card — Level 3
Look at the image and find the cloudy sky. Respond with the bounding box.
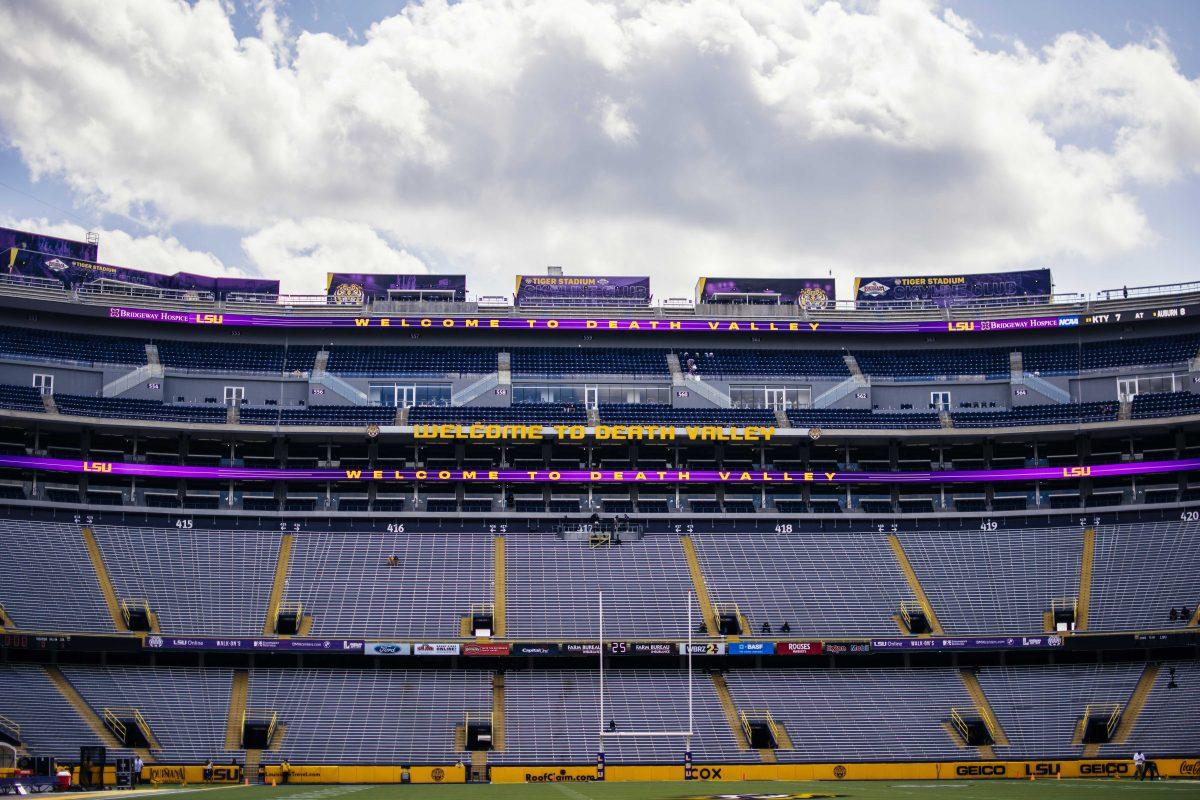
[1,0,1198,298]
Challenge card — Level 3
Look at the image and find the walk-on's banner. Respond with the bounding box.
[854,269,1052,307]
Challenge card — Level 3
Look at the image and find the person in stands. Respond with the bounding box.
[1169,608,1179,622]
[1181,606,1193,623]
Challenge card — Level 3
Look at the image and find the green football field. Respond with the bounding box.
[135,779,1200,800]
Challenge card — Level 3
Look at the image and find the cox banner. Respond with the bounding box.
[695,277,835,308]
[854,269,1052,307]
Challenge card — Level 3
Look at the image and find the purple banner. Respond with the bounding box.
[854,269,1052,307]
[514,275,650,306]
[6,250,275,298]
[0,226,97,262]
[145,636,364,652]
[1,454,1196,484]
[107,304,1107,335]
[696,277,835,308]
[327,273,466,303]
[870,636,1064,650]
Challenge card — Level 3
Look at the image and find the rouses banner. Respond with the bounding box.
[5,453,1197,485]
[775,641,824,655]
[854,269,1052,307]
[870,636,1064,651]
[6,250,279,297]
[327,273,467,303]
[145,636,364,652]
[0,226,97,261]
[514,275,650,305]
[695,277,835,308]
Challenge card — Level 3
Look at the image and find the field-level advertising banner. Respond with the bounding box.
[695,277,835,308]
[462,642,511,656]
[775,641,824,655]
[259,765,465,785]
[514,275,650,305]
[727,641,775,655]
[854,268,1052,307]
[9,453,1200,484]
[678,642,726,655]
[412,642,461,656]
[5,249,278,296]
[144,636,364,652]
[326,273,467,304]
[491,759,1200,783]
[0,225,97,262]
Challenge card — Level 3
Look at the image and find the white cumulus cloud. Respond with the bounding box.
[0,0,1198,296]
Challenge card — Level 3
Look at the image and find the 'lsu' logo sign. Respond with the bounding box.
[1062,466,1092,477]
[947,321,976,332]
[193,313,224,324]
[83,461,112,473]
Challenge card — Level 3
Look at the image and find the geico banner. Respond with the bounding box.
[7,453,1198,485]
[363,642,412,656]
[412,642,461,656]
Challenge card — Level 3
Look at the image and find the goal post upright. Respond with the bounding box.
[596,589,696,781]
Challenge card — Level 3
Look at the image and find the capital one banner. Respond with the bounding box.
[854,269,1052,307]
[0,225,97,262]
[695,277,835,308]
[327,273,467,303]
[1,453,1197,484]
[514,275,650,305]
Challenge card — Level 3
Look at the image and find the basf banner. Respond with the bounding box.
[0,225,98,262]
[695,277,835,308]
[514,275,650,306]
[327,273,467,303]
[854,269,1052,307]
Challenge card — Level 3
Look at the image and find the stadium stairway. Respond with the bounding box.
[710,674,751,753]
[679,536,719,635]
[41,665,134,756]
[491,673,505,752]
[1105,665,1161,753]
[0,604,12,630]
[957,669,1010,756]
[263,534,295,636]
[80,527,128,632]
[1191,607,1200,628]
[493,536,507,637]
[225,670,249,750]
[1076,528,1096,631]
[886,534,943,635]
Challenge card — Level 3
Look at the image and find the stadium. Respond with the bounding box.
[0,222,1194,800]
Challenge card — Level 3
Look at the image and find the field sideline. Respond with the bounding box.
[123,780,1200,800]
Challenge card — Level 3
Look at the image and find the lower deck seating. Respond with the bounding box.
[0,521,113,632]
[0,664,121,760]
[248,668,489,763]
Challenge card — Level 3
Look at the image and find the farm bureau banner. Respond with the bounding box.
[854,269,1052,307]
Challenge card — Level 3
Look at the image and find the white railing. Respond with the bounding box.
[681,374,731,408]
[102,364,156,398]
[310,371,369,404]
[451,373,500,406]
[812,375,869,409]
[1015,372,1072,404]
